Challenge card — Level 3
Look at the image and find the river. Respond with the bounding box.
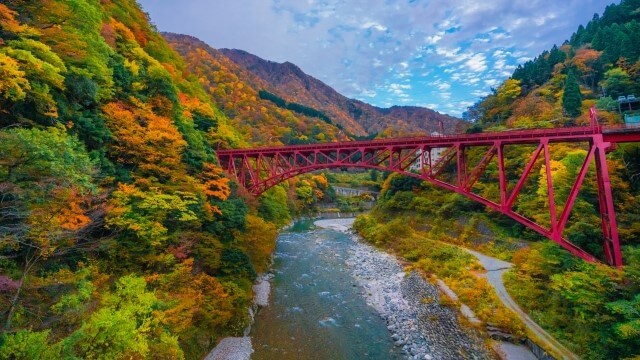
[249,218,490,360]
[250,219,404,359]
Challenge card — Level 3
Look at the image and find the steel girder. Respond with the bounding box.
[218,113,640,267]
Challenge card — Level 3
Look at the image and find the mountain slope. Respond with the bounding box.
[0,1,288,358]
[220,48,464,136]
[164,33,348,144]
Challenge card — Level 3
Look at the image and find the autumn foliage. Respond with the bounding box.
[0,1,286,358]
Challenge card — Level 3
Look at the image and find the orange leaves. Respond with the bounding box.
[571,48,602,74]
[102,100,187,178]
[179,92,216,120]
[0,4,37,36]
[100,23,117,48]
[57,190,92,231]
[200,163,230,215]
[149,258,235,336]
[310,173,328,188]
[27,188,91,257]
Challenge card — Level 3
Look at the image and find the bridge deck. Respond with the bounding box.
[216,122,640,267]
[218,125,640,156]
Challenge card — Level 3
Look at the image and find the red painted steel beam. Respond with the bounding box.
[216,119,640,267]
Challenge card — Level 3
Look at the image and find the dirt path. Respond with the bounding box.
[464,249,580,360]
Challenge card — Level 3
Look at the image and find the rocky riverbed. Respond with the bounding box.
[319,218,491,360]
[210,218,495,360]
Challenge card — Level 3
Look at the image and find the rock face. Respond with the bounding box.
[345,237,491,360]
[220,48,466,136]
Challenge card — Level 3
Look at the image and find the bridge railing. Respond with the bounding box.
[217,126,604,156]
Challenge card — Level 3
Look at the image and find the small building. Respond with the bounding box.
[409,132,445,172]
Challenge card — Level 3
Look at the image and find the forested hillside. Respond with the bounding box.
[357,1,640,358]
[0,1,307,358]
[220,48,465,136]
[163,33,348,145]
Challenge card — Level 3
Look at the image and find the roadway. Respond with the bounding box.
[464,249,580,360]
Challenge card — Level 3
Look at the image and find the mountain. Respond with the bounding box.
[219,48,464,136]
[163,33,349,144]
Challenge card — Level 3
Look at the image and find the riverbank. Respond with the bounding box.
[207,217,534,360]
[316,218,491,360]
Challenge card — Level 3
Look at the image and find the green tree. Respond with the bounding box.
[601,67,634,98]
[0,126,95,330]
[62,275,184,359]
[562,70,582,118]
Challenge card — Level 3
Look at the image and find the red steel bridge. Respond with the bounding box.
[217,109,640,267]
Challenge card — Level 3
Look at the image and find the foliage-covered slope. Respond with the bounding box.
[220,48,465,137]
[164,33,348,145]
[466,0,640,128]
[358,1,640,359]
[0,1,291,358]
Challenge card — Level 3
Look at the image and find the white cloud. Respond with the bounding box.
[436,46,462,58]
[361,21,387,32]
[438,82,451,91]
[466,53,487,72]
[390,83,411,90]
[484,79,500,87]
[472,89,491,97]
[140,0,612,117]
[426,31,444,44]
[361,89,377,97]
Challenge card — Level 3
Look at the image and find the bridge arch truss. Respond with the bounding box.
[218,119,640,267]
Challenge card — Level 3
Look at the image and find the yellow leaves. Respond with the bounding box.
[537,159,566,197]
[235,215,277,273]
[496,78,522,105]
[0,36,66,118]
[124,58,140,76]
[106,183,199,246]
[179,92,216,119]
[0,53,29,101]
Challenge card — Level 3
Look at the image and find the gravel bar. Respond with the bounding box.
[317,219,491,360]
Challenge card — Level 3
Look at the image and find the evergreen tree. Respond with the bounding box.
[563,70,583,118]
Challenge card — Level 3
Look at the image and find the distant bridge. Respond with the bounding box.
[218,109,640,267]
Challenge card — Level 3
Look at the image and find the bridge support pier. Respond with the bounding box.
[594,136,623,267]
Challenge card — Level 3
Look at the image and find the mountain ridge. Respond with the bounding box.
[219,47,465,136]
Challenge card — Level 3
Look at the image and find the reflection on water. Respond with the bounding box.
[251,226,403,360]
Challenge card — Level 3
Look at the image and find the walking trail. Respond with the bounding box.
[464,249,580,360]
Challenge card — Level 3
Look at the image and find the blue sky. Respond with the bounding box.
[139,0,610,117]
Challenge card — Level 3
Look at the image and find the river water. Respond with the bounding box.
[250,220,404,360]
